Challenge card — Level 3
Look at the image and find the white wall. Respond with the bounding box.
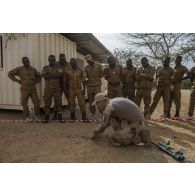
[0,33,76,109]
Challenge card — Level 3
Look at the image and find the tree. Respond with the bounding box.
[115,33,195,67]
[112,48,141,67]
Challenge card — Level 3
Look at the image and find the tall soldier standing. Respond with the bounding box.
[135,57,155,118]
[122,58,136,102]
[85,54,103,117]
[168,56,190,118]
[104,56,123,98]
[41,55,65,123]
[66,58,89,122]
[8,57,41,122]
[52,53,70,120]
[149,57,174,118]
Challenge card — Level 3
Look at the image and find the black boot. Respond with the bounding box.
[174,111,180,118]
[82,112,90,123]
[70,112,76,122]
[43,113,49,123]
[166,111,171,118]
[52,111,57,120]
[57,112,65,123]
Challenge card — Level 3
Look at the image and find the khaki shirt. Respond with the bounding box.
[85,63,103,87]
[8,66,41,88]
[42,65,64,89]
[66,67,86,90]
[172,65,189,85]
[136,65,155,89]
[122,67,136,86]
[156,66,174,86]
[104,65,122,85]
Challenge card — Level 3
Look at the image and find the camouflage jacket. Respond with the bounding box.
[156,66,174,86]
[135,65,155,89]
[104,65,122,86]
[85,63,103,87]
[8,65,41,88]
[122,67,136,87]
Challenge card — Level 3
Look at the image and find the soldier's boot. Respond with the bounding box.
[174,110,180,118]
[43,113,49,123]
[166,111,171,118]
[81,112,90,123]
[52,111,58,120]
[57,112,65,123]
[34,115,42,122]
[162,112,168,118]
[70,112,76,122]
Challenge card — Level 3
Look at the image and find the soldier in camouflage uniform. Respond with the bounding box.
[187,66,195,118]
[149,57,174,118]
[66,58,89,122]
[135,57,155,117]
[122,58,136,102]
[52,53,70,120]
[85,54,103,117]
[41,55,65,123]
[8,57,41,122]
[104,56,123,98]
[90,93,152,147]
[168,56,190,118]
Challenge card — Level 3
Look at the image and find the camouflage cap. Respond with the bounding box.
[85,54,92,61]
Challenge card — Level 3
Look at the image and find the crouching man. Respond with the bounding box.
[89,93,152,147]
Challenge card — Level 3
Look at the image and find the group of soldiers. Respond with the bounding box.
[8,53,195,123]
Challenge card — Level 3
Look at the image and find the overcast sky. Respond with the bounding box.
[93,33,125,52]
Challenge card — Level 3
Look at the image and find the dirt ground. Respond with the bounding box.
[0,90,194,163]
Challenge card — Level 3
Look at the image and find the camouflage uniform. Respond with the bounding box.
[169,65,189,114]
[135,65,156,115]
[188,67,195,116]
[149,66,174,115]
[104,65,123,98]
[66,67,86,112]
[8,66,41,117]
[42,65,63,114]
[122,67,136,102]
[85,63,103,114]
[91,98,151,147]
[53,62,70,112]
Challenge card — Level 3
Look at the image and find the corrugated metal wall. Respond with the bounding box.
[0,33,77,109]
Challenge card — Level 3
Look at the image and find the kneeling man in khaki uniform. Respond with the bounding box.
[90,93,152,147]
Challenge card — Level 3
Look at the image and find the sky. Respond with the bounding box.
[94,33,194,68]
[93,33,125,52]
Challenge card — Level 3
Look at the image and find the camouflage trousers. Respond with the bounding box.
[150,85,171,114]
[43,88,62,114]
[135,88,152,116]
[87,85,101,115]
[188,89,195,116]
[122,85,135,102]
[54,87,69,112]
[169,84,181,112]
[107,84,123,98]
[68,89,86,112]
[20,86,40,117]
[109,118,151,147]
